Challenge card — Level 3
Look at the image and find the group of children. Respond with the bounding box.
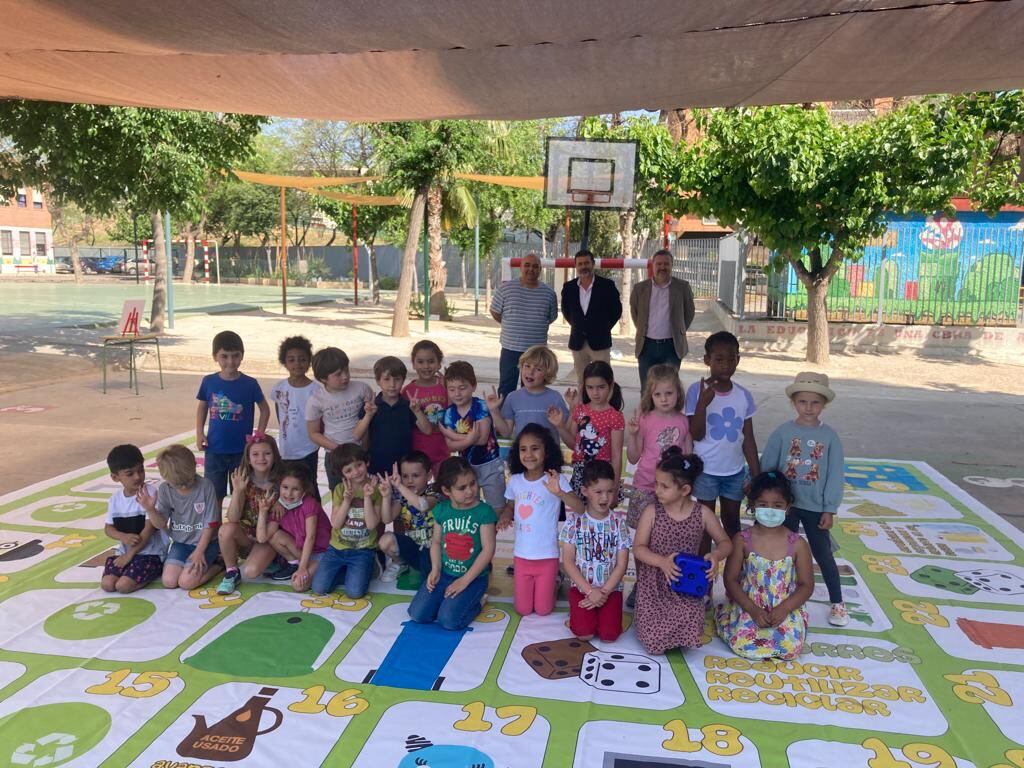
[101,328,846,661]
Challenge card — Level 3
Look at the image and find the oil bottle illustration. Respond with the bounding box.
[177,686,283,762]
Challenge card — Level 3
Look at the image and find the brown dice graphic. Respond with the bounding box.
[521,638,597,680]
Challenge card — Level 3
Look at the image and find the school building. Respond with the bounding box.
[0,186,55,274]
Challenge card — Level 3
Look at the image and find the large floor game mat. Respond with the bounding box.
[0,435,1022,768]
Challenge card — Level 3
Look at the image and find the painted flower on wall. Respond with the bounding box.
[920,215,963,251]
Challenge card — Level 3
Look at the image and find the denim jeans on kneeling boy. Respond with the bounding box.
[312,547,375,597]
[407,570,489,631]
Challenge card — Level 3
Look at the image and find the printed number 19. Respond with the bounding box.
[863,737,956,768]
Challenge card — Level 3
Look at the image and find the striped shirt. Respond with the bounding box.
[491,280,559,351]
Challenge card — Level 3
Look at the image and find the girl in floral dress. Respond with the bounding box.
[716,472,813,660]
[633,448,732,654]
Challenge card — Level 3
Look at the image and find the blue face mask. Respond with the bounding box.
[754,506,787,528]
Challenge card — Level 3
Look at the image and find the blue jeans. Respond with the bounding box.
[693,468,747,502]
[204,451,243,500]
[786,507,843,604]
[325,451,341,494]
[498,347,523,399]
[166,539,221,569]
[396,534,433,577]
[408,570,490,631]
[312,547,375,597]
[638,338,680,390]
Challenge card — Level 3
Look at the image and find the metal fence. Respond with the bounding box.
[737,220,1024,326]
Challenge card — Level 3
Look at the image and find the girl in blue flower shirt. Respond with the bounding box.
[684,332,760,540]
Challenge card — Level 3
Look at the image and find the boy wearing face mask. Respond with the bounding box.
[716,471,814,659]
[759,372,847,626]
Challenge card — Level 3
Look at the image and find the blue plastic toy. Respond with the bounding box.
[670,553,711,598]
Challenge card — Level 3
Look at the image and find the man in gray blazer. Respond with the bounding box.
[629,249,696,387]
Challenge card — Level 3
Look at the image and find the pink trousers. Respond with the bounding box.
[513,556,560,616]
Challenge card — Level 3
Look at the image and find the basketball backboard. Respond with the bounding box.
[544,137,637,210]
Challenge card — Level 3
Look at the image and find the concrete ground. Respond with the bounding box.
[0,283,1021,531]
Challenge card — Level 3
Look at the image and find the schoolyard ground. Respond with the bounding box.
[0,283,1021,531]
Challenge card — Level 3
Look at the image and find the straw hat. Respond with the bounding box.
[785,371,836,402]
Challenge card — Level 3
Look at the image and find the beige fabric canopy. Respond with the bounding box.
[1,1,1022,120]
[454,173,545,190]
[231,171,379,188]
[311,189,408,206]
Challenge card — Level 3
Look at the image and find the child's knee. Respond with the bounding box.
[100,577,117,592]
[162,575,180,589]
[115,577,139,594]
[378,532,396,555]
[241,561,263,580]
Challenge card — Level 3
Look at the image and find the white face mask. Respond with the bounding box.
[754,506,787,528]
[278,497,304,511]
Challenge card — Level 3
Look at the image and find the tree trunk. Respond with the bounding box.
[369,240,380,305]
[66,237,83,284]
[460,250,467,294]
[182,230,196,284]
[149,211,167,333]
[618,209,636,337]
[805,279,831,365]
[426,184,450,320]
[392,188,427,337]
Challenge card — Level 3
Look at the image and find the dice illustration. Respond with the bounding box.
[521,638,596,680]
[955,569,1024,596]
[910,565,978,595]
[580,650,660,694]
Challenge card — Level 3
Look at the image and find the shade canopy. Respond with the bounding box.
[454,173,545,190]
[311,189,408,206]
[2,1,1022,120]
[231,170,378,188]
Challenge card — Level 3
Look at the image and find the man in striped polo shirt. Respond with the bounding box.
[490,252,559,398]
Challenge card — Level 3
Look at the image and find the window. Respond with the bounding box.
[19,231,31,256]
[16,194,26,208]
[35,232,47,257]
[1,230,12,257]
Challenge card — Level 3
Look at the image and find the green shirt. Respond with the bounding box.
[329,486,382,550]
[433,499,497,577]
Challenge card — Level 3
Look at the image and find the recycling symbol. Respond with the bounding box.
[11,732,77,766]
[72,600,120,621]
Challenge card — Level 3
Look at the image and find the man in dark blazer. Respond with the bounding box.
[630,248,696,387]
[561,249,622,388]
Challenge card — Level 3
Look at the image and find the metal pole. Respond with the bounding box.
[132,214,140,285]
[214,241,221,285]
[164,211,175,329]
[352,204,359,306]
[422,198,429,332]
[280,186,288,315]
[663,213,670,248]
[473,193,480,316]
[877,244,887,327]
[580,209,592,251]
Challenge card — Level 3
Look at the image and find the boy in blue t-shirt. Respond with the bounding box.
[438,361,504,510]
[196,330,270,508]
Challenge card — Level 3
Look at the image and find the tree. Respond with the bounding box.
[0,103,265,331]
[679,98,1023,364]
[371,121,489,336]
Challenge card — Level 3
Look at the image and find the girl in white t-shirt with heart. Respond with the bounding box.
[498,423,584,616]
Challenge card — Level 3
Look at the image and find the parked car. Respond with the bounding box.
[54,256,73,274]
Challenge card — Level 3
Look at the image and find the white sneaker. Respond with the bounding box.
[380,557,403,582]
[829,602,850,627]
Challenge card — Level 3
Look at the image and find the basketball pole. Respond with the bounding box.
[580,209,592,251]
[473,192,480,316]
